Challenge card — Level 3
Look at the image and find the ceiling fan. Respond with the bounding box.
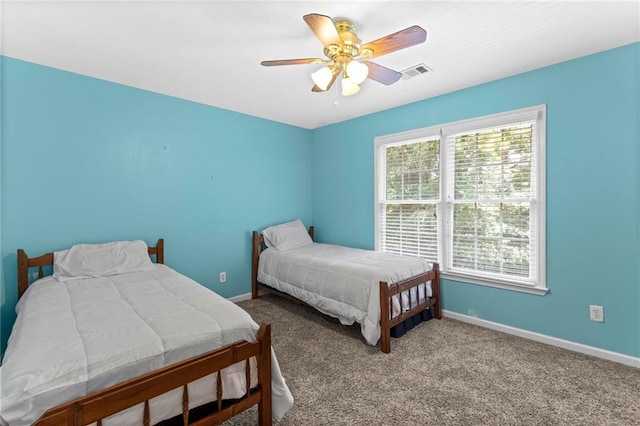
[261,13,427,96]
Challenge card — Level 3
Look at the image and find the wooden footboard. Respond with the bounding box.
[379,263,441,354]
[252,226,441,354]
[34,324,272,426]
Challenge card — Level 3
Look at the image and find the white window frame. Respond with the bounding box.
[375,105,547,295]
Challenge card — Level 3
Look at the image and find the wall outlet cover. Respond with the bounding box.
[589,305,604,322]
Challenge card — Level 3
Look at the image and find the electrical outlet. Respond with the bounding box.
[219,272,226,283]
[589,305,604,322]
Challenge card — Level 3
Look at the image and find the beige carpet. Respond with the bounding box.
[223,294,640,426]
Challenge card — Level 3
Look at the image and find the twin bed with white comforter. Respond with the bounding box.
[258,242,433,346]
[252,220,441,353]
[1,239,293,426]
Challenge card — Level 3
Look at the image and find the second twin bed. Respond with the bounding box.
[252,219,441,353]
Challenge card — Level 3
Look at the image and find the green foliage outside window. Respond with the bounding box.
[381,124,534,279]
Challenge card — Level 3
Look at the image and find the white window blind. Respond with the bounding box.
[375,105,546,294]
[446,121,538,284]
[378,138,440,261]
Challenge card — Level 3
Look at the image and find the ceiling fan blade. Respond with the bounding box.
[364,61,402,85]
[261,58,327,66]
[312,69,340,92]
[360,26,427,58]
[303,13,342,48]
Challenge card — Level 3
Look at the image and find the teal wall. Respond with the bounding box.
[1,43,638,359]
[310,43,640,358]
[0,57,313,353]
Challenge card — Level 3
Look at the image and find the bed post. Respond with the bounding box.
[17,249,29,299]
[257,324,272,426]
[379,281,391,354]
[147,239,165,264]
[432,263,442,319]
[252,231,261,299]
[156,239,164,264]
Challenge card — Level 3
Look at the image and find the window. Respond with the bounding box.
[375,105,546,294]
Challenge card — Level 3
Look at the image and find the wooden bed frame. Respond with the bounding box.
[251,227,441,354]
[16,239,273,426]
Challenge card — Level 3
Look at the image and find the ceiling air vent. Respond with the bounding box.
[401,63,433,80]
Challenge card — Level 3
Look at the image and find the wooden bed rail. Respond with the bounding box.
[34,324,272,426]
[17,239,165,299]
[379,263,441,354]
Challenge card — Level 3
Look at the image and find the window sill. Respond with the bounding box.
[441,272,549,296]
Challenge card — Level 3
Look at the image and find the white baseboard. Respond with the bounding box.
[226,294,639,367]
[442,310,640,368]
[228,292,253,303]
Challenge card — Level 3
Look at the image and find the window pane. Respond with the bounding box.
[420,140,440,200]
[453,203,501,239]
[403,171,420,199]
[386,173,402,201]
[502,203,530,239]
[383,203,438,260]
[420,171,439,200]
[502,239,530,277]
[476,237,501,274]
[454,124,532,200]
[452,203,476,235]
[451,235,475,270]
[385,139,439,201]
[452,202,530,278]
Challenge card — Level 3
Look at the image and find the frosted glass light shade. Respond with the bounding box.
[346,60,368,85]
[341,77,360,96]
[311,66,333,90]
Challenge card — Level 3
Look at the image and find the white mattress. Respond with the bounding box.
[257,242,433,346]
[0,264,293,425]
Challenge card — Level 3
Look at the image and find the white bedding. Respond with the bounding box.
[0,264,293,426]
[257,242,433,346]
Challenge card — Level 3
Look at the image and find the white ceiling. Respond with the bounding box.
[2,1,639,129]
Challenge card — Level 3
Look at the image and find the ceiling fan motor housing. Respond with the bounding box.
[324,20,362,60]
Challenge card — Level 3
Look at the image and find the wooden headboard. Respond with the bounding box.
[17,239,165,299]
[251,226,314,299]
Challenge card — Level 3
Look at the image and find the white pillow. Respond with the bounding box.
[262,219,313,251]
[53,240,154,282]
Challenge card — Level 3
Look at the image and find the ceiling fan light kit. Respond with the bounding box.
[341,77,360,96]
[311,66,335,91]
[345,60,368,85]
[260,13,427,97]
